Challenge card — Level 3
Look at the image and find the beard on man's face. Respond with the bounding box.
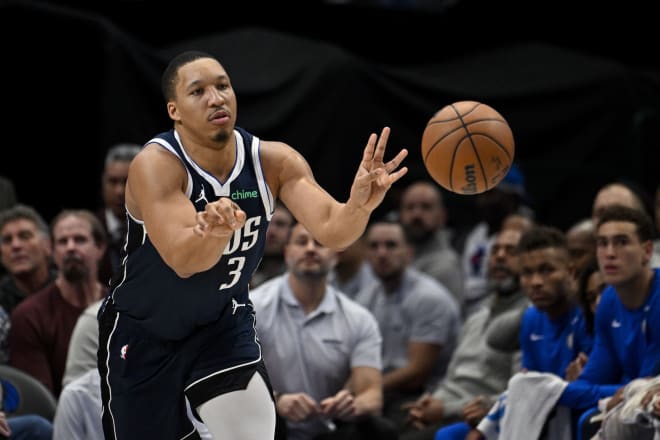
[487,268,520,296]
[61,256,89,283]
[212,128,231,143]
[402,222,433,246]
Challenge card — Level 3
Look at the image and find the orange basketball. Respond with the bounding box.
[421,101,515,195]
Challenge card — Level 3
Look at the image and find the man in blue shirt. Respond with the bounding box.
[438,225,593,440]
[559,205,660,409]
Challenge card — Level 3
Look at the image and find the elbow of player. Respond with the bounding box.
[167,256,214,279]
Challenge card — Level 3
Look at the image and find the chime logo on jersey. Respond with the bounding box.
[120,344,129,360]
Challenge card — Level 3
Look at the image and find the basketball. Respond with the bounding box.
[421,101,515,195]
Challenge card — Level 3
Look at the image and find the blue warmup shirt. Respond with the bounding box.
[559,268,660,409]
[520,304,593,375]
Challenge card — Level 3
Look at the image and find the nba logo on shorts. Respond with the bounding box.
[120,344,129,360]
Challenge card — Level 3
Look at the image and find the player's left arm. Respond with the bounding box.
[263,128,407,250]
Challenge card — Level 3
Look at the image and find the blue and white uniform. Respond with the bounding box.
[98,127,275,439]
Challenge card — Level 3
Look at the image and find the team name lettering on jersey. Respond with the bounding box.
[219,216,262,291]
[223,216,261,255]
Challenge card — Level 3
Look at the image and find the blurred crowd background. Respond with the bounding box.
[2,0,658,232]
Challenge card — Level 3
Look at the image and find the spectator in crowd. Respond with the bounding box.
[0,411,52,440]
[95,143,142,286]
[574,258,605,337]
[0,205,56,363]
[398,180,464,309]
[0,205,55,316]
[251,201,294,288]
[461,164,534,317]
[53,368,103,440]
[556,205,660,437]
[590,180,659,269]
[452,225,594,440]
[356,219,460,423]
[56,302,211,439]
[399,227,528,440]
[61,298,103,388]
[8,209,107,397]
[250,221,396,440]
[566,218,597,277]
[328,232,376,300]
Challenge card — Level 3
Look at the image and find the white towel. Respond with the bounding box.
[499,371,570,440]
[594,376,660,440]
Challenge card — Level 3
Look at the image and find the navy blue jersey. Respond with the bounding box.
[110,127,274,341]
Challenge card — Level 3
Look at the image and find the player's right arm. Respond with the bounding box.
[125,144,243,278]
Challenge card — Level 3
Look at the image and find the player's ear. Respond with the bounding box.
[167,102,181,121]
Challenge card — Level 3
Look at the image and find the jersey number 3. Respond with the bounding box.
[219,256,246,290]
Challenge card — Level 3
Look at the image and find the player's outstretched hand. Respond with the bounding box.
[349,127,408,213]
[193,197,246,238]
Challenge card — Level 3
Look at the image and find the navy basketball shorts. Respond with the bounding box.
[98,298,274,440]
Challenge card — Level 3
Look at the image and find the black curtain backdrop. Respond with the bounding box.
[2,0,659,232]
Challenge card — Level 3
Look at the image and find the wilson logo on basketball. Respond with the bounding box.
[461,164,477,194]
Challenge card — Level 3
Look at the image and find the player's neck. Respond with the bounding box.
[615,267,654,309]
[180,132,237,181]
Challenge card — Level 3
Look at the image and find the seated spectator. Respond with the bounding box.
[446,225,594,440]
[52,368,102,440]
[250,221,397,440]
[574,259,605,338]
[461,165,534,317]
[566,218,596,278]
[0,205,58,363]
[0,411,51,440]
[328,231,376,300]
[95,142,142,286]
[398,180,464,309]
[561,205,660,410]
[0,376,52,440]
[251,201,294,288]
[591,180,659,268]
[399,227,528,440]
[62,299,103,388]
[8,210,107,397]
[0,205,56,316]
[357,219,461,421]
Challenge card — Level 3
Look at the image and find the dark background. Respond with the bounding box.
[2,0,659,233]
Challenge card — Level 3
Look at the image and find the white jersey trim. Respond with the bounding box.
[250,135,274,221]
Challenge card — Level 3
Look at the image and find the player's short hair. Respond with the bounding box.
[161,50,216,102]
[517,225,567,254]
[596,205,655,242]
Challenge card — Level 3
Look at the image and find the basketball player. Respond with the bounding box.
[97,50,408,440]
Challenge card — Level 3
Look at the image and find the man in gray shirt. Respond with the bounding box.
[250,222,396,440]
[400,227,528,440]
[398,181,464,310]
[357,219,461,424]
